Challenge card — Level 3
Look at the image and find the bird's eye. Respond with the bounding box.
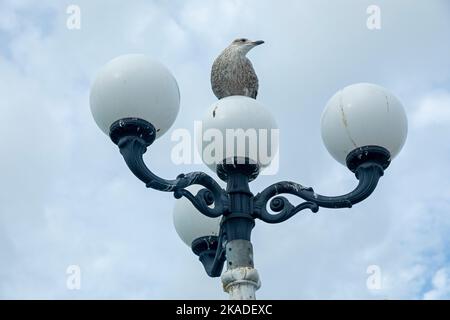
[240,38,247,42]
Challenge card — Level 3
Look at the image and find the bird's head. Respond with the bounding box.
[229,38,264,55]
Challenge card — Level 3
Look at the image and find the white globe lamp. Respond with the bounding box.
[90,54,180,139]
[321,83,408,166]
[173,185,222,247]
[198,96,278,175]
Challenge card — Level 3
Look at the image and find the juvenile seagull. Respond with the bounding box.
[211,38,264,99]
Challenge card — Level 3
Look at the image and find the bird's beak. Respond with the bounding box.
[252,40,265,46]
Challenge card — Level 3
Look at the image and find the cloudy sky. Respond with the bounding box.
[1,0,450,299]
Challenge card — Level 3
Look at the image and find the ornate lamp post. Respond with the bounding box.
[90,54,408,299]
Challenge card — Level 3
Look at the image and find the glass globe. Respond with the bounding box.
[198,96,279,173]
[321,83,408,165]
[90,54,180,139]
[173,186,222,247]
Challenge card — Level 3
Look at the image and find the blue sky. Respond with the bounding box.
[0,0,450,299]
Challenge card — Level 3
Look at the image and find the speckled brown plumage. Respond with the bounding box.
[211,38,263,99]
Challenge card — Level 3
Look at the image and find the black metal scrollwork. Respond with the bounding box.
[111,119,390,225]
[252,147,390,224]
[111,118,228,218]
[109,118,392,278]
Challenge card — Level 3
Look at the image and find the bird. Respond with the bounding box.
[211,38,264,99]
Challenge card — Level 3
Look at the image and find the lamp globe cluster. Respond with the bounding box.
[89,53,409,300]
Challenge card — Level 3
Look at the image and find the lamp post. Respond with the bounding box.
[90,54,408,300]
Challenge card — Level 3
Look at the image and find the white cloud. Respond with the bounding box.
[423,268,450,300]
[412,91,450,128]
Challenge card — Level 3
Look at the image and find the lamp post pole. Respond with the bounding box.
[218,163,260,300]
[90,55,408,300]
[221,241,260,300]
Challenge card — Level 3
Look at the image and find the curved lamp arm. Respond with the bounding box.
[111,119,228,218]
[253,161,385,224]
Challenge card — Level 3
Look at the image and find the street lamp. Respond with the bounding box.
[90,54,408,300]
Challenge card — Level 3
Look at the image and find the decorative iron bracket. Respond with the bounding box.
[110,118,391,277]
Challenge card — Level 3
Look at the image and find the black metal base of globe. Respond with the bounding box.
[109,118,156,146]
[346,145,391,173]
[191,236,225,277]
[217,157,260,182]
[192,236,219,256]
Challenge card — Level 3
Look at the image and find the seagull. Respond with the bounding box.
[211,38,264,99]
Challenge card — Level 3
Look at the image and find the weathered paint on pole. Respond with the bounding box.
[221,239,261,300]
